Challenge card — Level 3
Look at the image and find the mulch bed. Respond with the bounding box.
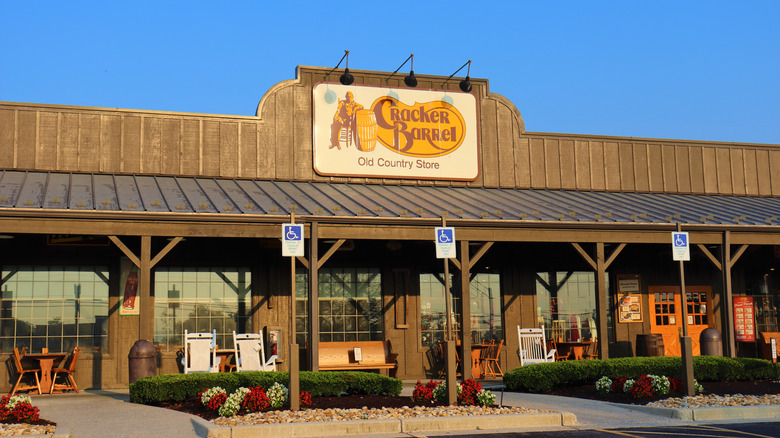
[160,380,780,420]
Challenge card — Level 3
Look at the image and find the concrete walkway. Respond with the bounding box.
[27,383,780,438]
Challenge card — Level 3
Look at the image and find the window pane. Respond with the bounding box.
[0,266,108,353]
[154,266,251,351]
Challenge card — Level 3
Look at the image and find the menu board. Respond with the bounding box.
[733,296,755,342]
[618,294,642,323]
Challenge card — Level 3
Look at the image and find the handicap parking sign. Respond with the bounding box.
[282,223,304,257]
[672,231,689,261]
[435,227,456,259]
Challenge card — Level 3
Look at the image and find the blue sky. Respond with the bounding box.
[2,1,778,144]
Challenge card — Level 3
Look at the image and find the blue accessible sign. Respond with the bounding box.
[672,231,690,261]
[435,227,456,259]
[282,223,304,257]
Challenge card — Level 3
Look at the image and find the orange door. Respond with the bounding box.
[648,286,712,356]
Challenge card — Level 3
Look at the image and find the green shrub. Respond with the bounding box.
[503,356,777,392]
[129,371,402,405]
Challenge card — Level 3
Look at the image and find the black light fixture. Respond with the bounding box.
[386,54,417,88]
[443,60,472,92]
[325,50,354,86]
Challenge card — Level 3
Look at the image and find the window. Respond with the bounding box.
[0,266,109,354]
[154,267,251,351]
[420,273,459,348]
[470,273,503,343]
[536,271,602,342]
[294,268,383,344]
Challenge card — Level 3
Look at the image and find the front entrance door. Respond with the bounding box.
[648,286,713,356]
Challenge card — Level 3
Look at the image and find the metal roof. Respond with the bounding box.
[0,170,778,226]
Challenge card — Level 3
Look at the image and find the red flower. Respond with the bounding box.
[459,379,483,406]
[243,386,271,412]
[299,391,313,407]
[412,380,438,403]
[628,374,654,399]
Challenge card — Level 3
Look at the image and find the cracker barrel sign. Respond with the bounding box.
[313,83,479,180]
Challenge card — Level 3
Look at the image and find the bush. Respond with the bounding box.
[130,371,402,405]
[503,356,776,392]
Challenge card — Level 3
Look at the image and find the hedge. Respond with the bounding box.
[504,356,776,392]
[129,371,403,405]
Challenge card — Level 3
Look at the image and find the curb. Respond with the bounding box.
[192,412,576,438]
[611,403,780,421]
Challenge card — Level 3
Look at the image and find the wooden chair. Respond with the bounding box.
[50,347,80,393]
[233,331,276,372]
[182,329,218,374]
[517,325,555,366]
[11,347,41,395]
[546,338,569,361]
[482,339,504,378]
[581,340,599,360]
[437,340,462,377]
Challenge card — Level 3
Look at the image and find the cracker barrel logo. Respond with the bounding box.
[370,97,466,157]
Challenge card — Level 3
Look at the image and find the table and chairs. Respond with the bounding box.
[10,346,79,395]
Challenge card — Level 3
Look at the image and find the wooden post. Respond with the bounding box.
[309,221,319,371]
[140,236,153,342]
[459,240,472,380]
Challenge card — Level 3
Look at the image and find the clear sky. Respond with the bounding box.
[2,1,778,144]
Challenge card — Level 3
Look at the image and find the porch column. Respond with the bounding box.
[459,240,472,380]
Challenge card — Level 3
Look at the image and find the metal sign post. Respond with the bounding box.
[436,220,457,406]
[673,225,695,396]
[285,214,301,411]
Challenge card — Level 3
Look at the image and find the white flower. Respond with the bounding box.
[476,389,496,406]
[623,379,635,393]
[267,382,289,408]
[5,395,32,411]
[432,381,462,403]
[200,387,226,406]
[595,376,612,394]
[218,387,249,417]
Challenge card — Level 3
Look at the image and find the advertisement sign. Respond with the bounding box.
[312,83,479,180]
[282,223,304,257]
[618,294,643,323]
[119,257,140,316]
[733,296,756,342]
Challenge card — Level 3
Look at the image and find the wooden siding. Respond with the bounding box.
[1,66,778,196]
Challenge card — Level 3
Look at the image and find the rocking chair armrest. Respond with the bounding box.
[545,349,556,360]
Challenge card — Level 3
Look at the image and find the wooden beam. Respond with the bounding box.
[571,243,597,270]
[729,244,749,269]
[595,243,609,359]
[722,231,736,357]
[295,256,309,270]
[140,236,153,342]
[108,236,140,267]
[317,239,345,269]
[309,222,319,371]
[150,237,183,268]
[459,240,472,380]
[469,242,494,267]
[696,244,722,271]
[604,243,626,269]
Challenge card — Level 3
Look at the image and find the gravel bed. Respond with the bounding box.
[213,405,544,427]
[0,424,55,437]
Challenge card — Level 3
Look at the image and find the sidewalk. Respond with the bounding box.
[28,382,780,438]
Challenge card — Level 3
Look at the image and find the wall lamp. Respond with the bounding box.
[386,54,417,87]
[443,60,472,92]
[325,50,354,86]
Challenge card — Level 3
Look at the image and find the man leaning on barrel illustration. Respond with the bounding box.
[330,91,364,150]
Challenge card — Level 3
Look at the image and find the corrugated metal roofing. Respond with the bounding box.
[0,170,778,226]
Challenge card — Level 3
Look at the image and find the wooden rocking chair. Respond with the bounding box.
[50,347,80,393]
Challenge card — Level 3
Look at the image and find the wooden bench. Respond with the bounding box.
[318,340,398,377]
[759,332,780,361]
